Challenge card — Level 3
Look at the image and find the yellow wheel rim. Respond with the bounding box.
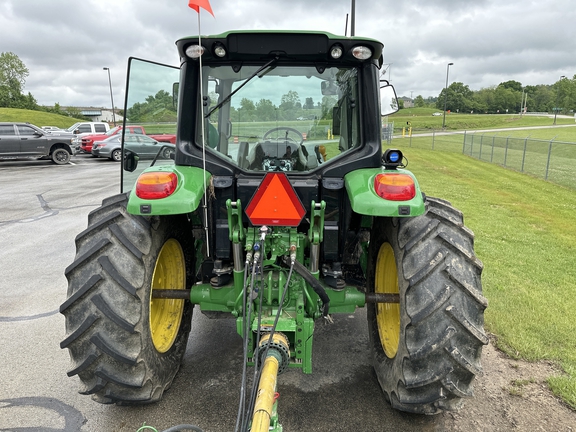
[149,238,186,353]
[375,242,400,358]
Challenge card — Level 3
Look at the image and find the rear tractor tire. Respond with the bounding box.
[60,193,195,404]
[367,196,488,414]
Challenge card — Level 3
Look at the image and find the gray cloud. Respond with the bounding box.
[0,0,574,107]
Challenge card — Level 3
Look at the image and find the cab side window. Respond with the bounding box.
[0,125,16,135]
[17,125,38,136]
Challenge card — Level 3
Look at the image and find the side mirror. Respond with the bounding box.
[380,82,399,116]
[124,149,139,172]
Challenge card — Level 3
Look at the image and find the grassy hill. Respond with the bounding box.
[0,108,88,129]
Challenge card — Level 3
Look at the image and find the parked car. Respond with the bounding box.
[91,134,175,161]
[52,122,111,151]
[0,122,75,164]
[432,112,442,116]
[80,124,176,154]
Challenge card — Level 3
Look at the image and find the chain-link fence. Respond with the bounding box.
[397,130,576,189]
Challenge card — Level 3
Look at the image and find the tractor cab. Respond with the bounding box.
[121,31,406,276]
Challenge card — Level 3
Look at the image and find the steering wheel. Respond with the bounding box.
[263,127,304,146]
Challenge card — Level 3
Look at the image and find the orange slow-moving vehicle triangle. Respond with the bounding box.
[246,173,306,226]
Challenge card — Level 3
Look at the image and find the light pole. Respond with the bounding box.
[103,67,117,126]
[553,75,566,125]
[442,62,453,129]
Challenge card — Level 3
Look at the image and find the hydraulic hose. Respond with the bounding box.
[282,256,330,317]
[234,251,259,432]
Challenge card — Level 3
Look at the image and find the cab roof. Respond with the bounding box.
[176,30,384,65]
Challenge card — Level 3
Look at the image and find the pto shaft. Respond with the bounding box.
[251,355,280,432]
[251,332,290,432]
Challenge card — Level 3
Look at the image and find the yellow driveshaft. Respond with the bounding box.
[251,355,280,432]
[251,332,290,432]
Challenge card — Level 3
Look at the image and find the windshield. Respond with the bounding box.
[200,64,360,172]
[64,123,80,133]
[106,126,121,136]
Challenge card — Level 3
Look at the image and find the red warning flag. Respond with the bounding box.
[188,0,214,16]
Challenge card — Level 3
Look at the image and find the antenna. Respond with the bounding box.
[351,0,356,36]
[345,13,348,36]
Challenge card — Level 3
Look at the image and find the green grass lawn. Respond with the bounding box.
[394,145,576,409]
[401,128,576,189]
[389,107,575,132]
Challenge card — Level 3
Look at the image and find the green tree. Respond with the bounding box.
[529,85,553,112]
[472,87,494,113]
[0,51,36,108]
[498,80,523,93]
[303,97,315,110]
[236,97,256,122]
[255,98,276,121]
[414,95,426,107]
[279,90,301,120]
[493,85,519,113]
[554,76,576,113]
[562,75,576,112]
[437,82,474,113]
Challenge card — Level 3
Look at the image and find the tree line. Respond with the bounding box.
[411,77,576,115]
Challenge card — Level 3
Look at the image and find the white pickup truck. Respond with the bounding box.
[53,122,111,150]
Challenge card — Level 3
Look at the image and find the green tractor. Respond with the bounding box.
[61,30,487,429]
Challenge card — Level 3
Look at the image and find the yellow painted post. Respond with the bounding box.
[402,127,405,137]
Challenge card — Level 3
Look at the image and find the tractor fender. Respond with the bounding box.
[344,168,426,217]
[126,165,212,216]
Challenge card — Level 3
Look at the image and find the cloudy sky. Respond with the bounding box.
[1,0,575,108]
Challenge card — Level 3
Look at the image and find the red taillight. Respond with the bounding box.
[374,173,416,201]
[135,172,178,199]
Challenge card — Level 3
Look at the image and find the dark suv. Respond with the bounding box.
[0,122,75,164]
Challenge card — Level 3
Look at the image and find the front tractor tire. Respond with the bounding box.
[60,193,194,404]
[367,196,488,414]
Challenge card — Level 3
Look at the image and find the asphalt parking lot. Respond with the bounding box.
[0,154,450,431]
